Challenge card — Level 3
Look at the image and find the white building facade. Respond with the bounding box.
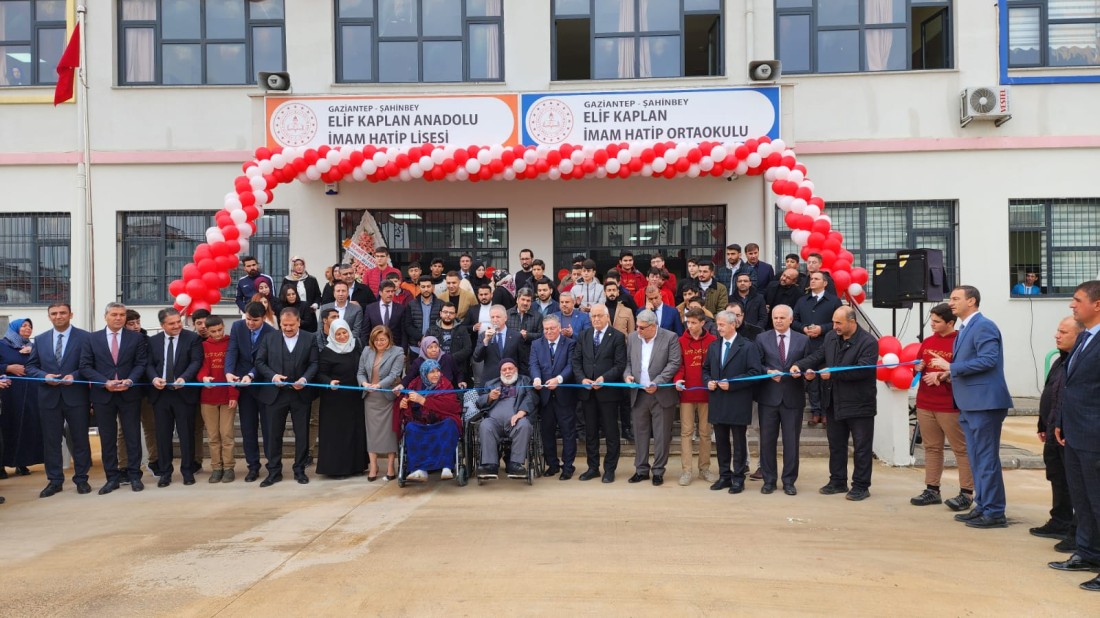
[1,0,1098,397]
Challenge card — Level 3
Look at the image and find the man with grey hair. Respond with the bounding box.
[530,314,579,479]
[473,304,526,383]
[703,310,763,494]
[573,303,628,483]
[756,304,810,495]
[625,310,682,486]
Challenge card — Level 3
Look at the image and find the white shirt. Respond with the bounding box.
[162,333,179,379]
[105,328,123,350]
[720,334,738,363]
[53,326,73,359]
[639,334,656,386]
[477,303,492,328]
[956,311,979,331]
[334,300,348,320]
[775,329,790,347]
[283,333,299,353]
[698,278,712,293]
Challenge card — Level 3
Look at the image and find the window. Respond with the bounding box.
[119,210,289,304]
[335,0,503,83]
[775,0,952,74]
[1009,199,1100,296]
[774,200,957,297]
[337,208,508,271]
[554,206,725,279]
[552,0,722,80]
[117,0,285,86]
[0,213,70,304]
[0,0,67,86]
[1007,0,1100,68]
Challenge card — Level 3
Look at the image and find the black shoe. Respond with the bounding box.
[846,488,870,501]
[710,478,732,491]
[910,488,942,506]
[244,469,260,483]
[628,472,650,483]
[966,515,1007,529]
[98,481,120,495]
[0,496,4,503]
[622,430,635,444]
[0,468,7,479]
[819,483,848,495]
[15,466,31,476]
[954,508,984,522]
[602,470,615,483]
[1049,555,1100,572]
[39,484,63,498]
[130,479,144,492]
[505,463,527,479]
[477,465,499,479]
[192,461,203,473]
[183,476,196,486]
[761,483,776,495]
[652,474,664,486]
[543,465,560,477]
[944,492,973,512]
[578,468,600,481]
[783,485,798,496]
[304,456,314,466]
[728,481,744,494]
[295,472,309,484]
[76,482,92,494]
[157,475,171,488]
[1081,575,1100,592]
[1055,537,1078,554]
[260,473,283,487]
[559,469,573,481]
[749,467,764,481]
[148,461,161,476]
[1030,520,1071,540]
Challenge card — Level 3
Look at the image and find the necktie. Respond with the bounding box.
[251,329,259,347]
[165,336,176,382]
[110,331,119,364]
[779,333,787,364]
[722,340,732,364]
[1069,331,1093,371]
[55,333,64,364]
[594,329,602,349]
[383,304,390,326]
[550,341,557,363]
[495,332,503,353]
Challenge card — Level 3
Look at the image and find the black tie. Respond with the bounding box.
[165,336,176,382]
[383,303,390,326]
[550,341,557,363]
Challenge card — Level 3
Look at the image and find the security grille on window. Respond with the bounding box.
[1007,0,1100,68]
[117,0,286,85]
[0,0,67,86]
[120,210,289,304]
[337,209,508,271]
[335,0,503,83]
[552,0,722,80]
[775,0,952,74]
[0,214,70,305]
[774,200,957,297]
[1009,199,1100,296]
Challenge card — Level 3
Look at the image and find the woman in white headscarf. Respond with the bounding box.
[315,319,365,478]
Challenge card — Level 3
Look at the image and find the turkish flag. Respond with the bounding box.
[53,23,80,106]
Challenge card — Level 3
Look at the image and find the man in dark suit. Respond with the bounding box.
[792,272,842,427]
[756,304,810,495]
[572,303,628,483]
[472,305,526,384]
[26,303,93,497]
[764,268,805,329]
[79,302,149,494]
[145,308,204,487]
[362,279,407,349]
[529,315,578,480]
[341,263,376,307]
[929,285,1014,528]
[1049,280,1100,589]
[703,310,763,494]
[318,281,363,341]
[624,310,682,487]
[225,301,277,482]
[744,243,775,291]
[640,285,683,336]
[253,306,319,486]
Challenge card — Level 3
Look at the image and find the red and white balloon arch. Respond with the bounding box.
[168,136,869,314]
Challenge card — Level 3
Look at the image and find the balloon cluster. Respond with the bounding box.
[875,336,922,390]
[170,137,865,314]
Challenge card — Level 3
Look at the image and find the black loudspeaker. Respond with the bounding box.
[896,249,945,302]
[872,259,913,309]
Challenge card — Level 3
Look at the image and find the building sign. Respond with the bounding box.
[265,94,520,149]
[521,87,780,146]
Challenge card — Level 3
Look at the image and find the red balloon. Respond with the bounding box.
[831,269,852,291]
[850,267,869,286]
[653,142,668,156]
[812,218,831,234]
[202,271,221,289]
[489,159,504,174]
[215,271,231,288]
[501,150,515,166]
[780,156,797,168]
[190,300,212,314]
[640,148,655,163]
[593,149,609,165]
[878,335,903,357]
[349,150,365,166]
[557,268,569,281]
[820,250,837,268]
[453,149,469,164]
[318,145,331,157]
[221,225,240,240]
[223,253,240,269]
[225,239,241,255]
[442,158,457,173]
[239,191,256,207]
[185,278,207,297]
[629,157,643,172]
[687,148,702,163]
[876,365,893,382]
[734,145,749,159]
[890,366,915,390]
[337,160,354,175]
[182,263,201,281]
[839,249,855,264]
[205,288,221,304]
[853,292,866,305]
[784,211,802,229]
[832,259,852,273]
[807,232,826,248]
[431,166,446,180]
[197,258,218,274]
[243,205,260,221]
[536,159,550,174]
[293,158,308,173]
[384,162,398,176]
[208,242,229,257]
[168,279,185,296]
[193,243,212,262]
[675,158,690,173]
[824,237,842,253]
[766,152,782,168]
[795,187,813,201]
[900,342,922,364]
[546,150,562,165]
[800,245,814,260]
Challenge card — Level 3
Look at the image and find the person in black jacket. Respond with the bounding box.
[281,256,322,312]
[428,302,472,386]
[792,272,842,427]
[764,268,805,329]
[791,306,878,501]
[728,273,767,331]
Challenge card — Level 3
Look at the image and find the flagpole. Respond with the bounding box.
[75,2,95,328]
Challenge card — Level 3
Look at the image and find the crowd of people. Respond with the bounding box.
[1,246,1098,593]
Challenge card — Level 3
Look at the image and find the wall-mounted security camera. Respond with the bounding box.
[258,71,291,92]
[748,60,781,82]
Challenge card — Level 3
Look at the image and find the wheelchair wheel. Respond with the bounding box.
[396,433,408,488]
[457,464,468,486]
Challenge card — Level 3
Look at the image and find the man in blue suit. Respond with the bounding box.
[930,285,1014,528]
[640,285,683,336]
[472,305,527,384]
[1049,280,1100,590]
[225,301,276,482]
[146,308,204,487]
[529,314,578,480]
[27,303,93,497]
[79,302,149,494]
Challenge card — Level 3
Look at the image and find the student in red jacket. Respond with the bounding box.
[197,316,239,483]
[673,308,718,486]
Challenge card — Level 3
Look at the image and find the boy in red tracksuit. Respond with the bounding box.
[673,308,718,486]
[197,316,238,483]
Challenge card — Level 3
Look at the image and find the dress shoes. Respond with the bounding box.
[1049,555,1100,572]
[710,478,732,491]
[260,472,283,487]
[1029,520,1071,540]
[0,496,4,504]
[954,508,984,522]
[578,469,601,481]
[76,481,92,494]
[966,514,1007,529]
[295,472,310,484]
[131,479,144,492]
[819,483,849,495]
[846,488,870,501]
[39,484,63,498]
[183,476,196,486]
[783,485,798,496]
[628,472,650,483]
[157,475,172,488]
[1054,537,1077,554]
[244,469,260,483]
[601,470,615,483]
[749,467,764,481]
[98,481,120,495]
[761,484,776,495]
[1081,575,1100,592]
[652,474,663,486]
[728,482,745,494]
[544,466,560,477]
[558,468,573,481]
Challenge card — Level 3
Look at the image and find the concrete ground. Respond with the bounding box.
[1,418,1094,617]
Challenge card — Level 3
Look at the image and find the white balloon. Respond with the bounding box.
[605,159,621,174]
[710,146,727,161]
[477,149,492,165]
[782,149,797,158]
[419,155,434,171]
[570,150,585,165]
[270,154,286,169]
[305,166,321,181]
[698,156,714,172]
[595,167,608,178]
[363,161,378,175]
[465,159,481,174]
[315,159,332,173]
[881,352,899,367]
[800,180,815,192]
[791,230,811,246]
[225,197,243,211]
[245,165,262,178]
[352,167,367,181]
[408,163,423,178]
[258,159,275,175]
[788,169,805,183]
[523,149,538,164]
[849,283,865,297]
[372,152,388,166]
[248,174,265,190]
[559,159,574,174]
[771,139,787,152]
[664,150,679,164]
[746,153,762,168]
[325,150,342,165]
[296,172,309,183]
[430,148,446,164]
[253,190,268,206]
[399,169,412,181]
[816,214,832,226]
[455,168,469,181]
[489,144,504,158]
[503,168,516,181]
[236,238,249,254]
[548,168,561,180]
[175,293,192,308]
[651,158,667,173]
[205,227,224,244]
[791,198,808,214]
[774,166,790,180]
[616,149,631,164]
[804,204,821,219]
[512,159,527,173]
[687,164,700,178]
[777,195,795,211]
[254,204,265,217]
[230,209,248,224]
[764,168,777,181]
[734,161,749,175]
[676,142,690,156]
[641,164,653,176]
[756,142,773,157]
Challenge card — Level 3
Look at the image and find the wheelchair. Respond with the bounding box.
[462,393,544,486]
[396,417,468,488]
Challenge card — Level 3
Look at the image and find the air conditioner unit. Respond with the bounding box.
[960,86,1011,128]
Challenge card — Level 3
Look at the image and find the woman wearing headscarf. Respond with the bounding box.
[281,256,322,311]
[0,319,43,476]
[275,284,318,333]
[315,319,366,479]
[397,359,462,482]
[357,325,405,481]
[402,336,458,388]
[470,260,492,291]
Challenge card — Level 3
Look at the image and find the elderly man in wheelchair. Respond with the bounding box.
[474,358,536,481]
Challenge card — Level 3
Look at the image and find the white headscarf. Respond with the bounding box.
[325,319,357,354]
